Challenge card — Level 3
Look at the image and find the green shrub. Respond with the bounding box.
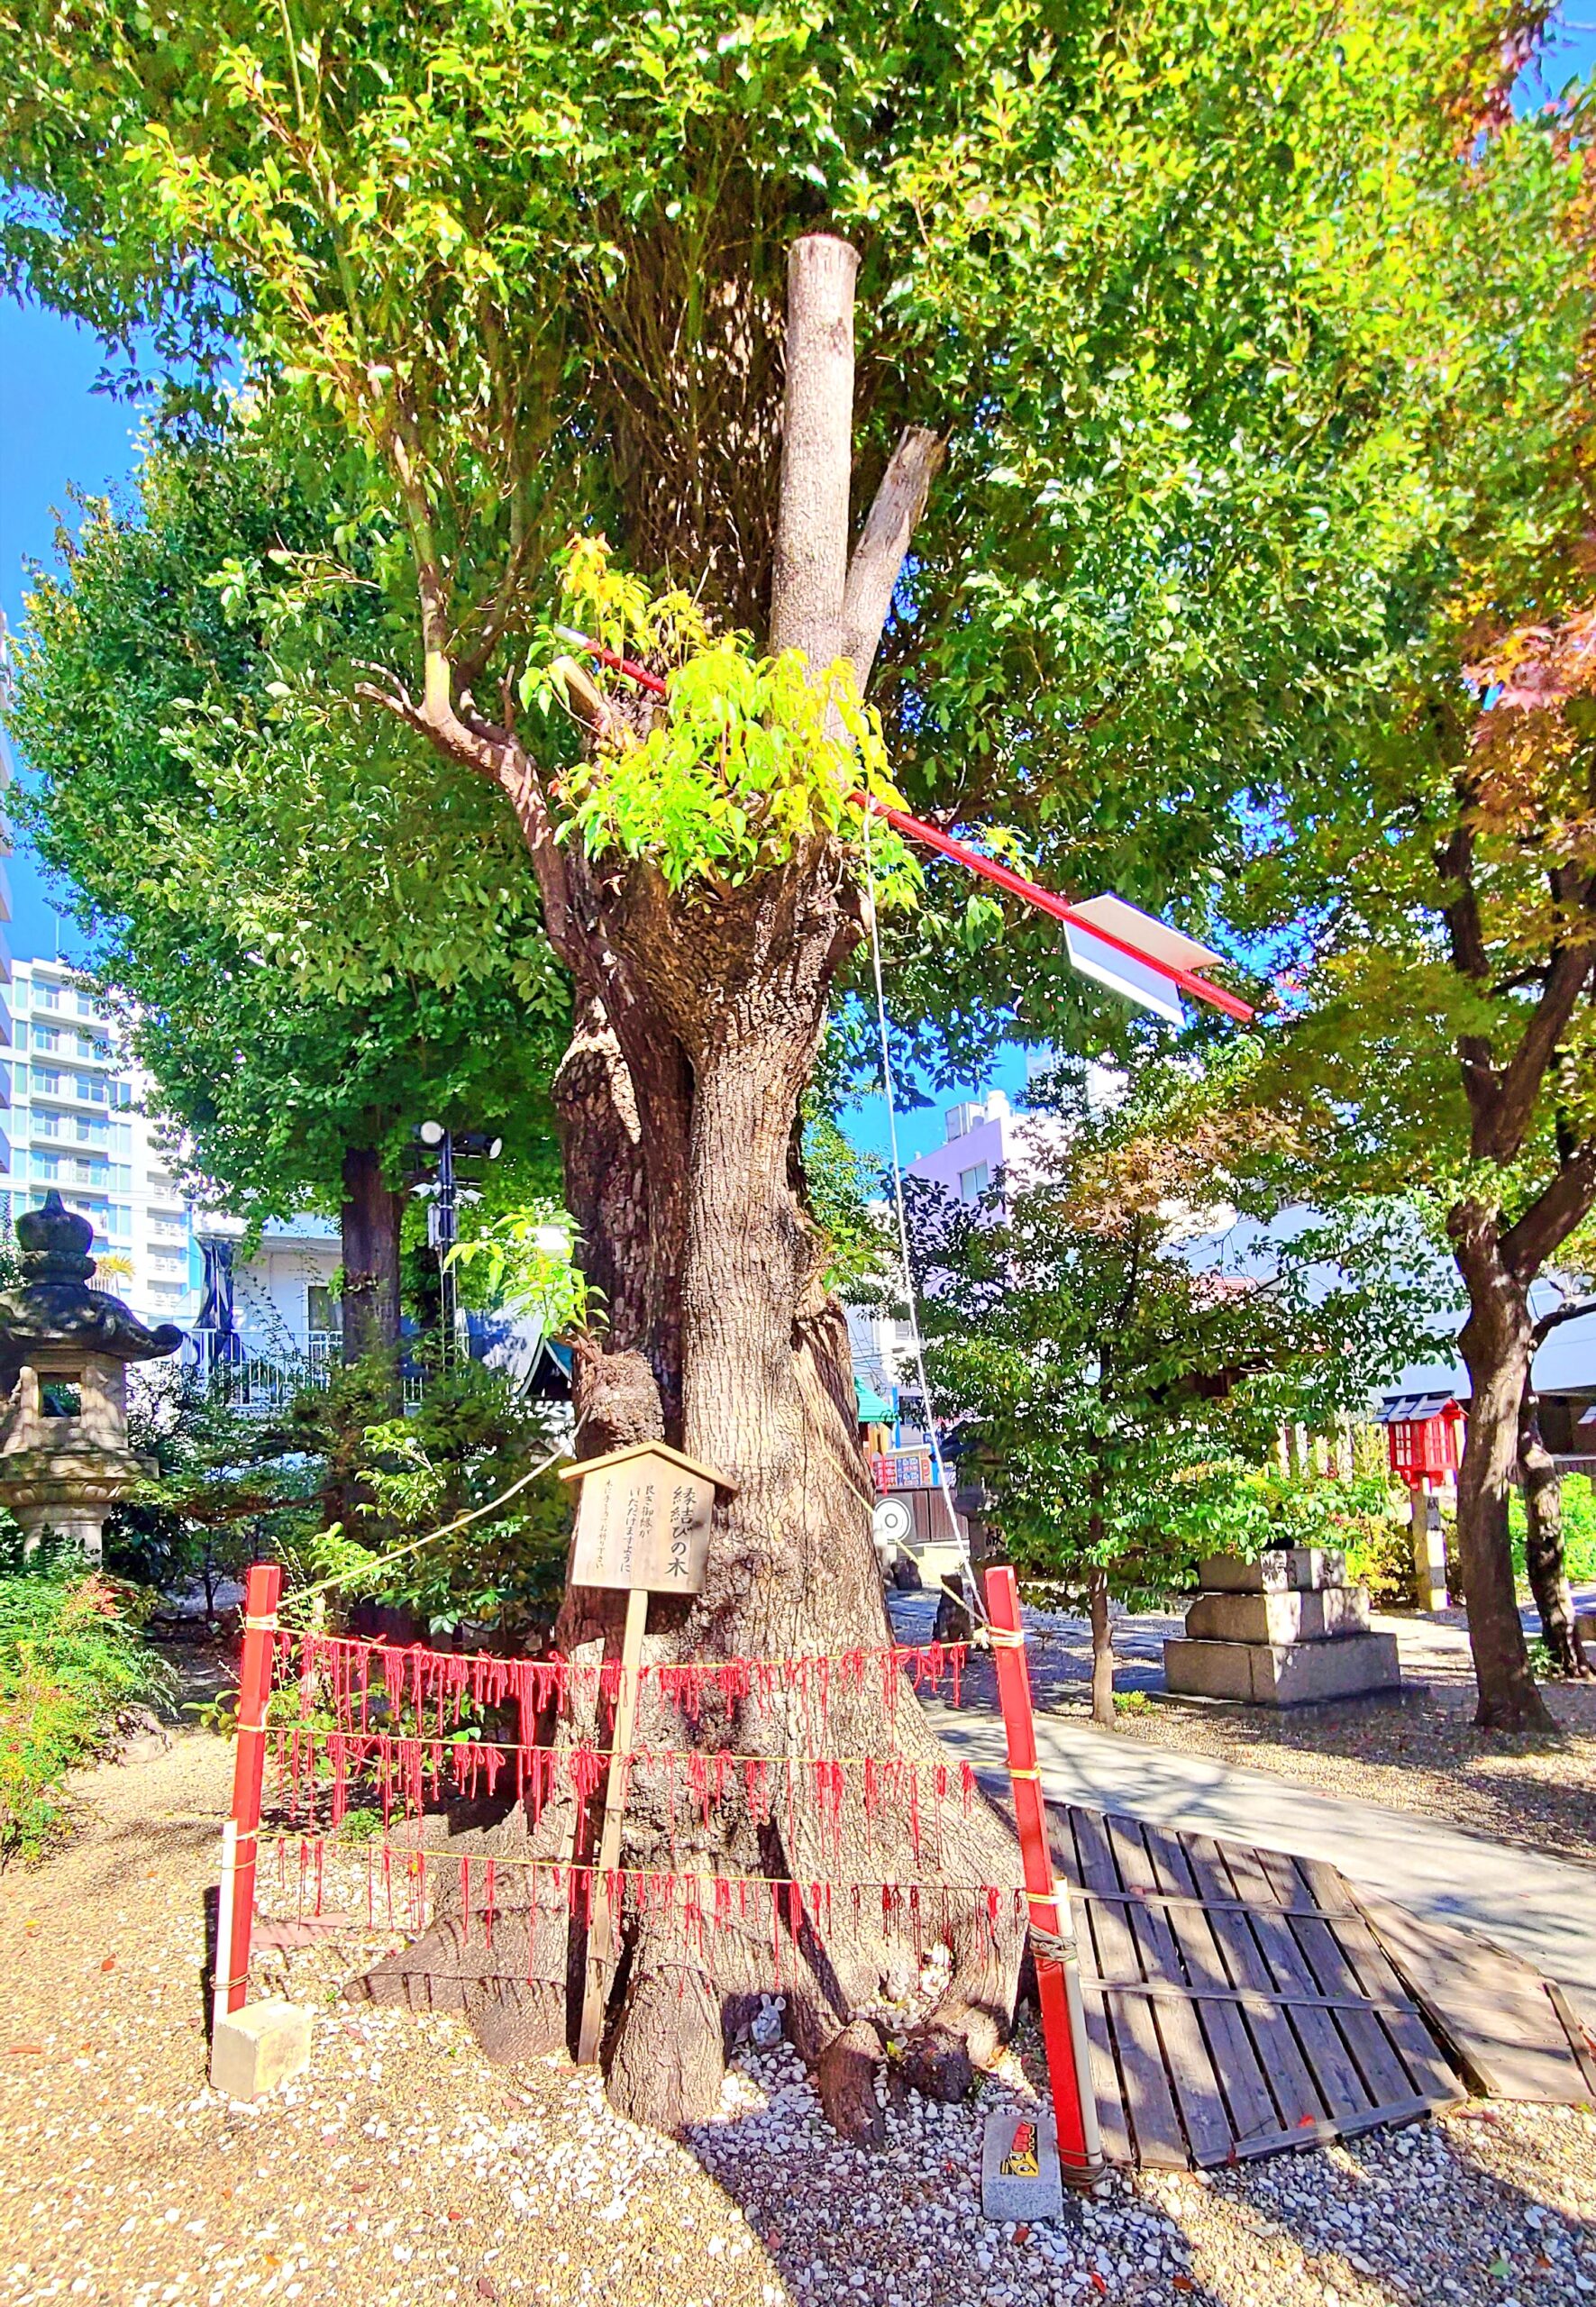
[1509,1474,1596,1583]
[0,1551,175,1858]
[1176,1464,1413,1597]
[1342,1513,1423,1609]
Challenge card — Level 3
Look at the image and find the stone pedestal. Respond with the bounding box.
[0,1192,182,1560]
[210,2001,313,2101]
[1164,1548,1399,1706]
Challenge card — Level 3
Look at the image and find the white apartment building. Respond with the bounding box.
[5,957,337,1342]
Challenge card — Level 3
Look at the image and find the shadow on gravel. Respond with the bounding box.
[1181,2111,1596,2307]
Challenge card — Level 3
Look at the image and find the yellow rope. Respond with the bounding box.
[260,1835,1017,1892]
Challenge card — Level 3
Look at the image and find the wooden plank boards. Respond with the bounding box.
[1063,1808,1190,2166]
[1354,1892,1596,2104]
[1042,1808,1130,2166]
[1105,1814,1236,2169]
[1042,1804,1475,2170]
[1134,1820,1281,2160]
[1035,1801,1587,2166]
[1290,1856,1461,2111]
[1181,1828,1327,2141]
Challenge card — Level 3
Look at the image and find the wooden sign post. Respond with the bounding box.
[560,1441,734,2065]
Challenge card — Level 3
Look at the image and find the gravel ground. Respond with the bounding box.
[3,1726,1594,2306]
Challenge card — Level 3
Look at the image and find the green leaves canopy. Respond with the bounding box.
[3,0,1582,1079]
[5,418,568,1217]
[912,1058,1452,1594]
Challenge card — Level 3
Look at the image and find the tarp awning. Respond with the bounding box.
[854,1374,894,1424]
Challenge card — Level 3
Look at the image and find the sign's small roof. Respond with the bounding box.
[559,1439,737,1493]
[1375,1391,1462,1425]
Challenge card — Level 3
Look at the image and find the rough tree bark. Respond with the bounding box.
[355,233,1024,2135]
[1087,1567,1115,1731]
[1438,830,1596,1728]
[1448,1200,1555,1730]
[340,1142,404,1365]
[1518,1383,1593,1680]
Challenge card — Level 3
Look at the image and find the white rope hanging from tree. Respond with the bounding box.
[859,804,984,1624]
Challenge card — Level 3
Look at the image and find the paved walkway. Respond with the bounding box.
[926,1699,1596,2025]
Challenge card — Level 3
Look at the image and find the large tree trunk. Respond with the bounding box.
[1449,1201,1554,1729]
[1518,1385,1592,1679]
[340,1143,404,1365]
[359,234,1023,2134]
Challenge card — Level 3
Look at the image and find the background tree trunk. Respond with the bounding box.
[1518,1385,1592,1679]
[340,1142,403,1365]
[1451,1203,1554,1728]
[1088,1566,1115,1730]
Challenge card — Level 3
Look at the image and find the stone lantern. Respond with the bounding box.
[0,1191,184,1560]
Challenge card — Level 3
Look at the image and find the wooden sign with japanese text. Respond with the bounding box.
[562,1442,732,1595]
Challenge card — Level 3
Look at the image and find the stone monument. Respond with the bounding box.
[0,1190,184,1559]
[1163,1546,1400,1705]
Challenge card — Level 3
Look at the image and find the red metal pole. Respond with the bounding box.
[217,1562,282,2021]
[984,1564,1106,2187]
[559,626,1254,1021]
[867,800,1254,1022]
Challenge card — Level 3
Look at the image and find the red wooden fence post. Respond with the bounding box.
[214,1561,282,2034]
[984,1564,1106,2188]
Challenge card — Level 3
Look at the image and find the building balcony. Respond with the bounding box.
[29,1166,113,1196]
[31,1123,112,1153]
[201,1330,423,1412]
[28,1076,123,1115]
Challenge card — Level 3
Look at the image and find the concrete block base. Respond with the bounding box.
[210,2000,312,2101]
[981,2106,1064,2220]
[1164,1629,1400,1707]
[1196,1547,1345,1595]
[1184,1586,1369,1646]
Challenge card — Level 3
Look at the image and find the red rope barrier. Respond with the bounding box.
[242,1618,1004,2026]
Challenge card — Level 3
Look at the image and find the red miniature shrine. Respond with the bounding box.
[1381,1393,1465,1487]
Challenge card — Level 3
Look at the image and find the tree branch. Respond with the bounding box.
[354,661,579,964]
[1440,820,1596,1163]
[842,425,947,689]
[1533,1290,1596,1346]
[769,233,859,667]
[1500,1144,1596,1281]
[1490,941,1595,1162]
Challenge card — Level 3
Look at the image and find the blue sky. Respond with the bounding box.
[3,14,1596,1159]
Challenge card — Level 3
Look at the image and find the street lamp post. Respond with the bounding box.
[415,1123,502,1371]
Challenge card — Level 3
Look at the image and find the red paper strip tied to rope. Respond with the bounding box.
[265,1727,980,1861]
[283,1632,966,1743]
[259,1834,1025,1990]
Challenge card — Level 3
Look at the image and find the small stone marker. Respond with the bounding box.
[210,1999,312,2102]
[981,2105,1064,2221]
